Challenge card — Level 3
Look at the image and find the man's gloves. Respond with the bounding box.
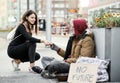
[50,43,60,52]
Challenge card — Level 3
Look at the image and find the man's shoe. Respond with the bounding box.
[32,66,42,74]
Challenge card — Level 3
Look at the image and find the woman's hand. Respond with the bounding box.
[44,41,51,46]
[41,40,51,46]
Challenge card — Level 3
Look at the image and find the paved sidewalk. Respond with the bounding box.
[0,32,69,83]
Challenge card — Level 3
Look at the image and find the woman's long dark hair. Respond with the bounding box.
[21,10,38,34]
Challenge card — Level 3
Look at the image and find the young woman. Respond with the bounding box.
[7,10,48,71]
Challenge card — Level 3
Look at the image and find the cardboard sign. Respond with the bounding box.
[67,63,98,83]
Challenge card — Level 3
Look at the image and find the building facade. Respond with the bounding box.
[0,0,36,29]
[37,0,79,26]
[0,0,7,29]
[0,0,80,29]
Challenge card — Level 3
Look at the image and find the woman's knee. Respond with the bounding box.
[35,53,40,61]
[26,42,36,48]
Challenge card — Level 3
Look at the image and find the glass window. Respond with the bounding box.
[54,4,64,8]
[105,7,110,13]
[118,3,120,8]
[89,11,93,16]
[111,5,116,8]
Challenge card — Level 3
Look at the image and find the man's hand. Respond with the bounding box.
[65,58,77,64]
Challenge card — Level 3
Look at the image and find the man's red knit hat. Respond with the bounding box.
[73,19,88,37]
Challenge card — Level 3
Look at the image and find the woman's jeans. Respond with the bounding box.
[8,42,40,63]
